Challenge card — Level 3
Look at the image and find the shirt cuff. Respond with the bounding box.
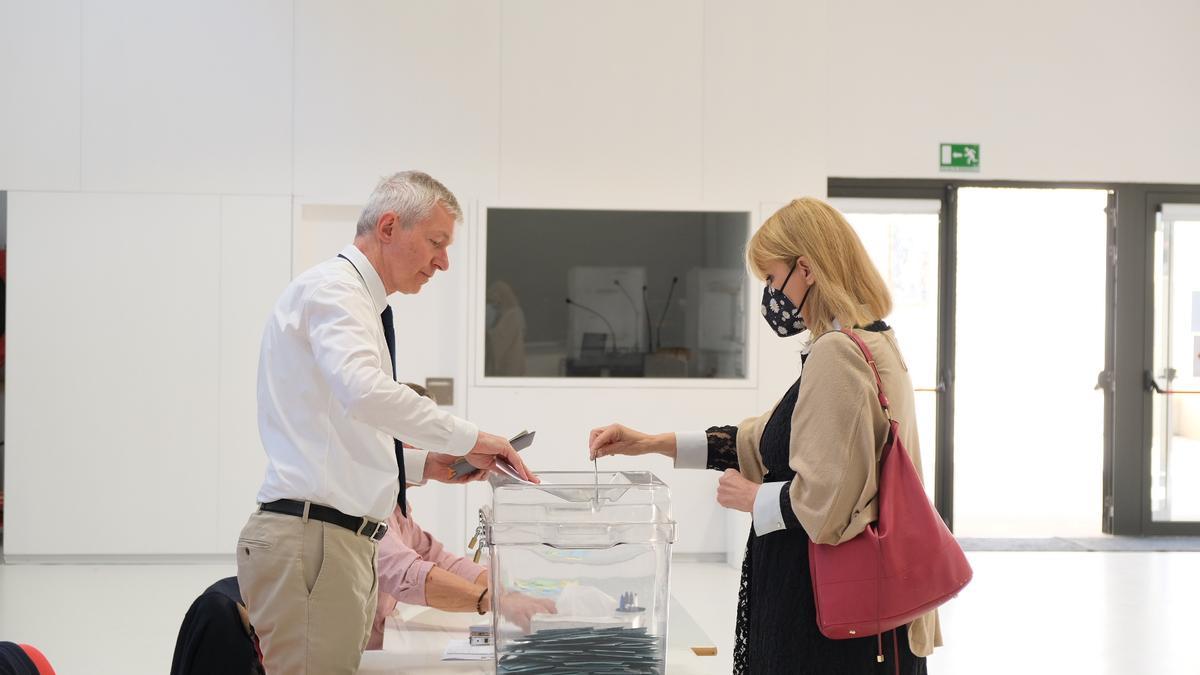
[404,448,430,486]
[753,481,788,536]
[444,418,479,456]
[673,431,708,469]
[404,560,438,606]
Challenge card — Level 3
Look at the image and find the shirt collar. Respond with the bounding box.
[339,244,389,314]
[799,318,841,356]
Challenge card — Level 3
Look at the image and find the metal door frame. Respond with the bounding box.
[830,178,1200,536]
[1133,189,1200,535]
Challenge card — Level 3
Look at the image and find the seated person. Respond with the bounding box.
[369,385,556,650]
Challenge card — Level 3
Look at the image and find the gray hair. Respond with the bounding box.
[356,171,462,236]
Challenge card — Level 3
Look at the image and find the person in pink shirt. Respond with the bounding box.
[368,386,556,650]
[368,499,487,649]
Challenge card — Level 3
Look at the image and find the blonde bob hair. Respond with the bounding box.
[746,197,892,337]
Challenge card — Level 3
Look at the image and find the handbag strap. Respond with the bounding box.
[838,328,891,420]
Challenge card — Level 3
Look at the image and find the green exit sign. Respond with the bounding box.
[940,143,980,171]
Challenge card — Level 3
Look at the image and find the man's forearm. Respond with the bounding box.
[424,566,487,613]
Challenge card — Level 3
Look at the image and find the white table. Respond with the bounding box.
[357,597,718,674]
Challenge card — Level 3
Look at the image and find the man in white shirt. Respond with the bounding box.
[236,171,535,675]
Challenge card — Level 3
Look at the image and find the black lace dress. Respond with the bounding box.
[706,344,928,674]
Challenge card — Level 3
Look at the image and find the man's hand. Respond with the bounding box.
[465,431,539,483]
[716,469,759,513]
[424,452,488,484]
[497,592,557,633]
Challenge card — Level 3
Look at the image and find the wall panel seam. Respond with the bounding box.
[216,195,225,552]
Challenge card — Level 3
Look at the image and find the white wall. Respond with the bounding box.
[80,0,294,195]
[3,1,827,558]
[2,0,296,558]
[4,192,211,556]
[0,1,81,192]
[292,1,502,203]
[826,0,1200,183]
[5,193,290,555]
[4,0,1196,559]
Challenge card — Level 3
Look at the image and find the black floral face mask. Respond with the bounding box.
[761,260,811,337]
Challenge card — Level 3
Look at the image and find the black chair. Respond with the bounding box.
[169,577,262,675]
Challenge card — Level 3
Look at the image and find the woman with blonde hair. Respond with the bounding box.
[589,198,940,673]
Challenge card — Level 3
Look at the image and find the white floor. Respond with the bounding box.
[0,553,1194,674]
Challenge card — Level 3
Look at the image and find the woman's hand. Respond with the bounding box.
[588,424,675,461]
[717,469,759,513]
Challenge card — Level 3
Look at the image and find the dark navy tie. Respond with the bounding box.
[380,304,408,516]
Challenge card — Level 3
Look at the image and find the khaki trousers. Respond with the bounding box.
[237,509,378,675]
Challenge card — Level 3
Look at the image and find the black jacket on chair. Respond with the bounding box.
[169,577,262,675]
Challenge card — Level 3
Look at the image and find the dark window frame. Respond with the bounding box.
[479,206,755,383]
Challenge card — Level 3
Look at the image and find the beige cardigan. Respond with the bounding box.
[734,327,942,657]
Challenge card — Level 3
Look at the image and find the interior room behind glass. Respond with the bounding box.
[485,208,750,379]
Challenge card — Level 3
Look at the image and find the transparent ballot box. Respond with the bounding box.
[483,471,676,674]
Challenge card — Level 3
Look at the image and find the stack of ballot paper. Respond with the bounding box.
[497,626,662,674]
[530,612,632,633]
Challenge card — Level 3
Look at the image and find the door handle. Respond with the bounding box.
[1146,371,1200,395]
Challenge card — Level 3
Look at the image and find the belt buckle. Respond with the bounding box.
[358,518,387,541]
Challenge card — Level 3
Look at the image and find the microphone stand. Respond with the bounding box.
[613,279,642,353]
[655,276,678,352]
[642,285,653,355]
[565,298,619,354]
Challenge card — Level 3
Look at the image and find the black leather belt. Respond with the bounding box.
[259,499,388,542]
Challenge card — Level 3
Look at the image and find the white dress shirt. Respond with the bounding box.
[255,244,479,520]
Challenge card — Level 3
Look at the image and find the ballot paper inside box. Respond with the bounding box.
[484,471,676,674]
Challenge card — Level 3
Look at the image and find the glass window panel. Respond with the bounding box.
[837,204,940,500]
[1152,206,1200,522]
[484,209,750,379]
[954,188,1108,536]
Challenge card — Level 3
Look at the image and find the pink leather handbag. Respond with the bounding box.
[808,329,972,643]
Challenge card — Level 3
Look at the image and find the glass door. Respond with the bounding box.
[1151,204,1200,522]
[953,187,1109,536]
[833,198,942,500]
